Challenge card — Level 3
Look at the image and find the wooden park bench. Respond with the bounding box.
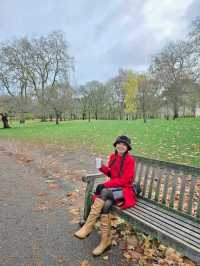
[81,155,200,264]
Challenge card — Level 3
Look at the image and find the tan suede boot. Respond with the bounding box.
[74,198,105,239]
[92,214,112,256]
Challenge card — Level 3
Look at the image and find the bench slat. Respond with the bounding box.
[135,161,141,183]
[136,201,200,233]
[197,198,200,219]
[161,171,169,205]
[169,171,177,208]
[138,199,200,228]
[187,175,197,215]
[142,164,150,197]
[137,161,144,184]
[128,209,200,250]
[130,205,200,245]
[135,155,200,175]
[113,206,200,263]
[148,167,156,199]
[116,208,200,254]
[178,172,186,211]
[155,168,162,202]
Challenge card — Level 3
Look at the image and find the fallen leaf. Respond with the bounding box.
[61,197,68,204]
[127,235,138,248]
[80,260,91,266]
[130,251,141,262]
[157,259,169,266]
[123,252,132,260]
[45,179,55,183]
[48,183,60,189]
[37,192,47,197]
[182,259,196,266]
[67,191,78,198]
[165,247,183,262]
[158,244,167,252]
[33,204,48,212]
[111,239,118,246]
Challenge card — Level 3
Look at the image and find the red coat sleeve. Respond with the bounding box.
[99,164,110,175]
[99,154,114,176]
[103,158,135,188]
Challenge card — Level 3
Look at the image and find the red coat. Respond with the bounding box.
[99,152,137,209]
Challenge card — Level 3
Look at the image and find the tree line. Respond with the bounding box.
[0,18,200,125]
[0,31,74,125]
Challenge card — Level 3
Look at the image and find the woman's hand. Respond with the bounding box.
[95,184,105,194]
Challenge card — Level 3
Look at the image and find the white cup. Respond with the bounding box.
[96,157,102,169]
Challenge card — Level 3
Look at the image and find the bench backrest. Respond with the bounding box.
[134,155,200,222]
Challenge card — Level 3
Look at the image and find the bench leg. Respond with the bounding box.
[83,180,95,221]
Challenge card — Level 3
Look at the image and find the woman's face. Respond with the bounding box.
[116,142,128,154]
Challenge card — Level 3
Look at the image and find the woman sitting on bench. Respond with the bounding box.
[74,135,137,255]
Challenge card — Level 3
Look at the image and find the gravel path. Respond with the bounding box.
[0,140,133,266]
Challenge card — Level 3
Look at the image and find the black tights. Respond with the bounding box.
[100,189,115,214]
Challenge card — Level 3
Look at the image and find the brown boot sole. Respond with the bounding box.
[74,231,92,239]
[92,243,111,256]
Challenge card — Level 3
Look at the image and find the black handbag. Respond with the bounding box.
[133,183,142,196]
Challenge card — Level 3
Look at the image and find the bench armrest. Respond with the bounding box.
[82,173,105,220]
[82,173,104,183]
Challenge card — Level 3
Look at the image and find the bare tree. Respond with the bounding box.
[104,70,127,120]
[24,31,73,121]
[150,41,194,119]
[84,81,106,120]
[0,42,26,122]
[136,76,160,122]
[45,82,73,124]
[76,86,88,120]
[190,17,200,76]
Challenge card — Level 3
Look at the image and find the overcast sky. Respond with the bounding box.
[0,0,199,85]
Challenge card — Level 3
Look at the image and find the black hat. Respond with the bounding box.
[113,135,132,150]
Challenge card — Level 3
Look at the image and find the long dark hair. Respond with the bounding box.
[109,150,128,177]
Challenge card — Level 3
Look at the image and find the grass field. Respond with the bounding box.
[0,118,200,167]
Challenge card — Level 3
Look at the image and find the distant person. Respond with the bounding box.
[0,113,11,128]
[74,135,137,256]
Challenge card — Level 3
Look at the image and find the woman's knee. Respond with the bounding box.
[100,188,113,201]
[102,199,113,214]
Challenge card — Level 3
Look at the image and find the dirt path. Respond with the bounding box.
[0,139,132,266]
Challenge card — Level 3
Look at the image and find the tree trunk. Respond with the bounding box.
[142,91,147,123]
[41,114,47,122]
[19,85,26,124]
[165,101,170,120]
[20,119,25,124]
[88,109,91,122]
[119,100,124,120]
[173,100,179,120]
[56,114,59,124]
[41,83,47,122]
[54,109,59,125]
[82,112,86,120]
[191,104,196,117]
[1,114,11,128]
[19,111,25,124]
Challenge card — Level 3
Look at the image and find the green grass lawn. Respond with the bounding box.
[0,118,200,167]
